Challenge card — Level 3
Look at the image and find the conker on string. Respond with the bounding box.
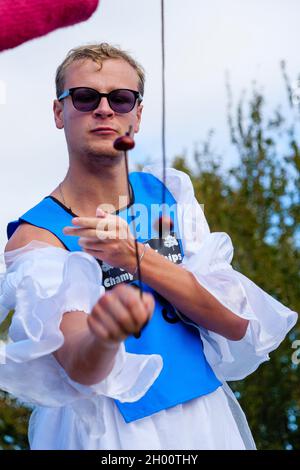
[113,135,135,151]
[154,216,174,236]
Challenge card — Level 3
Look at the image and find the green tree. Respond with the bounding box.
[174,63,300,449]
[0,312,30,449]
[0,392,29,450]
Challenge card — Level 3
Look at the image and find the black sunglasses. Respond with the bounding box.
[58,87,143,113]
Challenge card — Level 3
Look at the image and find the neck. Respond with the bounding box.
[53,155,131,217]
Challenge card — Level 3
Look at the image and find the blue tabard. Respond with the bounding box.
[7,171,221,423]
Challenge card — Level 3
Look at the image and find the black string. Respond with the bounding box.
[159,0,167,240]
[123,1,166,337]
[124,147,143,298]
[129,0,166,291]
[124,143,144,339]
[161,0,166,223]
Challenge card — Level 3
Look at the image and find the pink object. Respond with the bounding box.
[0,0,99,52]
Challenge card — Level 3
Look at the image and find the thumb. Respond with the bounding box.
[96,207,107,218]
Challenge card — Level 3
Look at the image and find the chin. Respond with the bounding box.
[83,143,121,161]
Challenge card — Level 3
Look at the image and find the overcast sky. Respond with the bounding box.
[0,0,299,251]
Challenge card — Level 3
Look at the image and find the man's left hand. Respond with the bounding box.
[63,207,138,273]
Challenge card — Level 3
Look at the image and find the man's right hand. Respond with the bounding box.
[87,284,154,348]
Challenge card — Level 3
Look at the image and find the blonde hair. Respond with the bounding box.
[55,43,145,98]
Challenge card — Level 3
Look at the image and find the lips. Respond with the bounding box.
[91,127,118,134]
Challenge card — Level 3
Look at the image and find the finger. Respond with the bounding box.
[96,207,107,217]
[95,229,117,240]
[92,300,129,341]
[87,314,111,341]
[63,227,99,238]
[142,293,155,317]
[113,285,150,326]
[87,312,125,346]
[71,216,99,228]
[95,218,116,232]
[106,294,142,334]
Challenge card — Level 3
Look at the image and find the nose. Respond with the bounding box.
[93,96,114,118]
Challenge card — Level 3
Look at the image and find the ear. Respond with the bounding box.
[53,99,64,129]
[134,103,143,133]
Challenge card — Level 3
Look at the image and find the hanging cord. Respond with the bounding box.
[123,128,143,296]
[159,0,173,237]
[113,127,142,297]
[161,0,166,212]
[113,127,143,338]
[113,0,167,337]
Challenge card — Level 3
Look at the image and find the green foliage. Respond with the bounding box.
[0,310,30,449]
[0,310,13,340]
[174,64,300,449]
[0,393,29,450]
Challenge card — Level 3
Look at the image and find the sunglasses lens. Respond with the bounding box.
[109,89,136,113]
[72,88,99,112]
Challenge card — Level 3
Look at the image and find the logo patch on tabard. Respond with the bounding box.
[98,233,183,290]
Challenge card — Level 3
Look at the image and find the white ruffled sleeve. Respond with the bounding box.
[143,165,298,381]
[0,241,162,408]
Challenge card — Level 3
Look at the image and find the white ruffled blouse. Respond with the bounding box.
[0,167,298,450]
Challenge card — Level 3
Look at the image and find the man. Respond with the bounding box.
[5,42,249,381]
[1,43,297,449]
